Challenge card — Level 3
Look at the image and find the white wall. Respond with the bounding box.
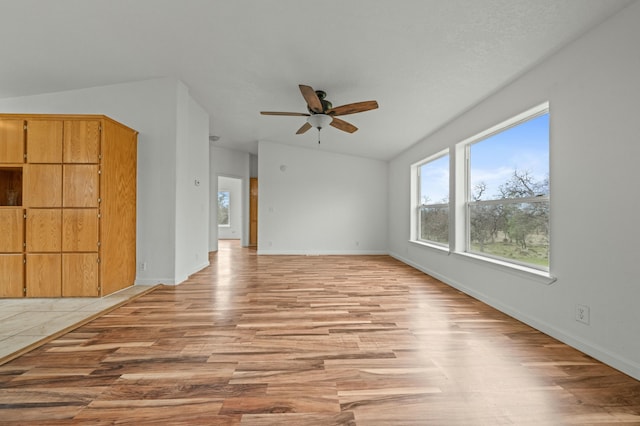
[258,141,388,255]
[0,78,210,285]
[389,1,640,380]
[210,146,251,251]
[217,176,242,240]
[174,84,210,283]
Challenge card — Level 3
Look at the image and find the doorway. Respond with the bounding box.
[217,176,243,241]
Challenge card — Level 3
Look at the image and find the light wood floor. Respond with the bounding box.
[1,240,639,425]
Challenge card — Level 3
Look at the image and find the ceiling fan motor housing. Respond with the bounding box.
[307,90,332,114]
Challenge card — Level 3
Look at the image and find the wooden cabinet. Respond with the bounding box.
[0,119,25,164]
[0,255,24,297]
[62,253,98,297]
[0,114,137,298]
[26,209,62,252]
[25,164,62,207]
[26,120,63,163]
[63,120,100,163]
[26,253,61,297]
[63,165,99,207]
[0,209,24,252]
[62,209,99,252]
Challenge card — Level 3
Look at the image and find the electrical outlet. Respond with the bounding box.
[139,262,147,271]
[575,304,590,325]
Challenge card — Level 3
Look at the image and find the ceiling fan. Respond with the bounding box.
[260,84,378,142]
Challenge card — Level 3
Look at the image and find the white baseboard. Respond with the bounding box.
[256,249,389,256]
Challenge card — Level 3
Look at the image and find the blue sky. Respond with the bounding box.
[420,113,549,203]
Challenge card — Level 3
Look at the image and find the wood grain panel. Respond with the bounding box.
[1,241,640,423]
[63,165,98,207]
[0,119,25,163]
[99,119,136,296]
[0,254,24,297]
[62,253,98,297]
[25,253,61,297]
[26,120,63,163]
[25,164,62,207]
[26,208,61,252]
[63,120,100,164]
[62,208,99,252]
[0,208,24,252]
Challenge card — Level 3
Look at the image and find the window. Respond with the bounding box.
[466,107,549,270]
[217,191,230,226]
[410,104,550,275]
[416,151,449,246]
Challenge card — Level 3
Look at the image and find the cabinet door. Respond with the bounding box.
[63,165,99,207]
[62,209,99,252]
[26,120,63,163]
[0,119,25,164]
[62,253,98,296]
[26,253,61,297]
[63,120,101,164]
[25,164,62,207]
[0,254,24,297]
[0,209,24,252]
[26,209,62,252]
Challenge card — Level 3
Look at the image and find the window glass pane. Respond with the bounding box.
[469,200,549,267]
[467,109,549,270]
[420,205,449,244]
[470,114,549,201]
[417,153,449,245]
[420,155,449,205]
[218,191,230,225]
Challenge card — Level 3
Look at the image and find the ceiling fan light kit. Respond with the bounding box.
[307,113,332,129]
[261,84,378,143]
[306,114,333,144]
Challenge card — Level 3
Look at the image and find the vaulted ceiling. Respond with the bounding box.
[0,0,634,160]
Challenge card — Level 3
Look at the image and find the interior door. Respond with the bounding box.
[249,177,258,246]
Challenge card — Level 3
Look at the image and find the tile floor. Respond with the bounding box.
[0,285,156,364]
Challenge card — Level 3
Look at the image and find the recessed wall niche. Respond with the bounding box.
[0,167,23,206]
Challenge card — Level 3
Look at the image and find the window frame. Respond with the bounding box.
[409,103,554,282]
[463,103,550,272]
[412,149,450,248]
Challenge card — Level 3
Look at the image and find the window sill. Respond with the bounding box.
[409,239,450,254]
[407,240,556,285]
[455,251,557,285]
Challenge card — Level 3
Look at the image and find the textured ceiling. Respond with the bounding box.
[0,0,635,160]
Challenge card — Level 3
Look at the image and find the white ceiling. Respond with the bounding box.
[0,0,635,160]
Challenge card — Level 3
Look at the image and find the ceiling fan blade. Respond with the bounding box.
[326,100,379,116]
[299,84,323,113]
[261,111,310,116]
[330,117,358,133]
[296,122,312,134]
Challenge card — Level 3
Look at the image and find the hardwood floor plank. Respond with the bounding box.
[0,240,639,424]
